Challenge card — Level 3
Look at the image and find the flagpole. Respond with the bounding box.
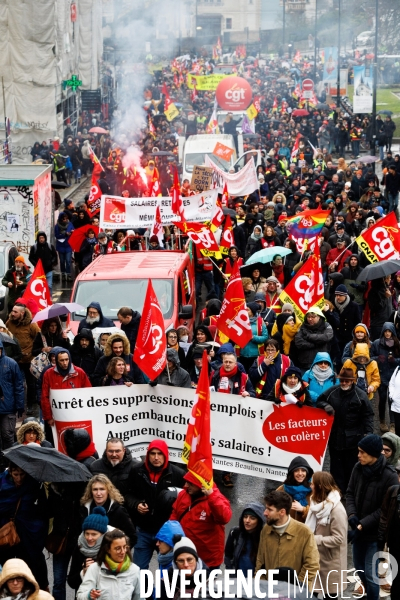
[330,240,355,266]
[208,257,226,278]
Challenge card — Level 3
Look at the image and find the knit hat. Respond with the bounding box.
[64,199,73,207]
[15,255,26,264]
[266,276,279,284]
[82,507,108,533]
[335,284,349,296]
[149,235,159,243]
[281,303,294,313]
[282,366,302,381]
[247,302,260,316]
[354,324,369,335]
[192,344,210,359]
[0,319,7,329]
[173,537,198,562]
[338,368,356,381]
[358,434,383,458]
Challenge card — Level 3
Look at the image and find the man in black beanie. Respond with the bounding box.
[346,434,398,599]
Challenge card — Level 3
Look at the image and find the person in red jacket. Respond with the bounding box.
[170,471,232,569]
[41,347,92,427]
[326,238,352,273]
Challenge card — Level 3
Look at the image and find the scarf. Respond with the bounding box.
[158,550,174,567]
[57,221,68,234]
[168,342,180,352]
[362,454,385,479]
[282,381,301,394]
[218,364,238,394]
[0,591,31,600]
[335,295,350,313]
[312,364,334,382]
[385,339,395,347]
[250,231,262,241]
[104,554,131,573]
[283,483,310,506]
[77,530,105,558]
[305,490,341,532]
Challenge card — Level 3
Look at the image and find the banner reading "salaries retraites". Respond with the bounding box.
[50,384,333,481]
[99,190,219,229]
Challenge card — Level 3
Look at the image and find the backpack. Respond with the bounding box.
[30,335,50,379]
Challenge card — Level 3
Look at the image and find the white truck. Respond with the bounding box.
[180,133,261,184]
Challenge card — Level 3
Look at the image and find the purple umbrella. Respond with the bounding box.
[32,302,84,323]
[358,155,379,164]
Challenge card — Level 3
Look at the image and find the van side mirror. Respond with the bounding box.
[179,305,193,319]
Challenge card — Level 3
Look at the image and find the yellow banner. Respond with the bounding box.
[164,103,180,122]
[279,290,305,323]
[355,236,379,263]
[200,248,222,260]
[186,73,233,90]
[246,103,258,121]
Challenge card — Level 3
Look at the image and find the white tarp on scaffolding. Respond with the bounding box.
[0,0,103,163]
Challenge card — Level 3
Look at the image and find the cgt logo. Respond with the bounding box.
[216,76,252,110]
[103,197,126,224]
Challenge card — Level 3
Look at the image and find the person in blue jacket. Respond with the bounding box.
[239,302,269,373]
[302,351,339,406]
[0,338,25,451]
[54,211,74,281]
[155,520,185,573]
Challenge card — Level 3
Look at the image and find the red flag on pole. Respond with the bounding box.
[173,220,220,253]
[149,205,164,247]
[219,214,234,255]
[215,261,252,348]
[171,168,184,218]
[279,243,324,322]
[210,194,224,232]
[23,259,52,312]
[133,281,167,380]
[182,350,214,489]
[355,211,400,263]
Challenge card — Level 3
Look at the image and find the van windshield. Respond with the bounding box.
[72,279,174,321]
[185,152,231,172]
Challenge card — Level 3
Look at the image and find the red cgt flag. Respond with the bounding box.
[216,261,252,348]
[171,168,184,218]
[279,243,324,322]
[133,281,166,380]
[182,349,214,489]
[173,220,220,253]
[219,214,234,255]
[23,259,52,312]
[355,211,400,263]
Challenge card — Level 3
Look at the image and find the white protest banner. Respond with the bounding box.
[50,384,333,481]
[205,155,258,196]
[100,190,218,229]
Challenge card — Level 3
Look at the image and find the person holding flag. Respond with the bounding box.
[2,256,31,314]
[173,350,232,569]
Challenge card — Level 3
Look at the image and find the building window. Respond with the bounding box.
[226,18,232,29]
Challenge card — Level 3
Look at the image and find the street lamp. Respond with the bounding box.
[336,0,341,109]
[371,0,378,158]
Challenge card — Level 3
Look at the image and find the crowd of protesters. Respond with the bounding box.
[4,48,400,600]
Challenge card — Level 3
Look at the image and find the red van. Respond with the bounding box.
[68,250,195,334]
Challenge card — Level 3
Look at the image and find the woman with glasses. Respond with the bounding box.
[0,559,52,600]
[381,433,400,466]
[77,529,140,600]
[159,537,207,600]
[166,329,185,365]
[302,352,339,406]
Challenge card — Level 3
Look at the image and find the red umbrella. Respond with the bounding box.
[292,109,309,117]
[68,225,99,252]
[89,127,108,134]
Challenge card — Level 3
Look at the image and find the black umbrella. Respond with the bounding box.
[222,207,236,218]
[0,333,16,346]
[3,444,92,483]
[378,110,393,116]
[239,261,270,279]
[356,259,400,283]
[316,103,329,110]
